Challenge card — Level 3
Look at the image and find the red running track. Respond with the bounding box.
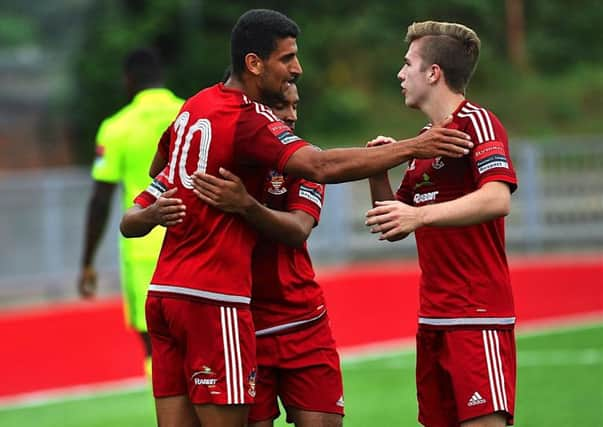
[0,255,601,398]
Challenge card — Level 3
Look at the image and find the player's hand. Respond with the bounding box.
[77,265,97,298]
[149,187,186,227]
[192,168,253,214]
[365,200,421,241]
[366,135,397,148]
[409,116,473,158]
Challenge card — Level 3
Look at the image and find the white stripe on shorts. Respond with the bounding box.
[482,330,508,412]
[220,306,244,404]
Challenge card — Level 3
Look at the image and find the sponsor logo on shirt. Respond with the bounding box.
[477,154,509,174]
[267,122,301,145]
[413,191,439,204]
[473,140,505,161]
[336,395,345,407]
[299,184,322,208]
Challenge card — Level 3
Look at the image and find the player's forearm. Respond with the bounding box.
[287,142,415,184]
[241,199,311,247]
[418,182,511,228]
[369,173,395,207]
[81,196,111,267]
[120,205,159,238]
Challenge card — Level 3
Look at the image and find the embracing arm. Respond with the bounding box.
[120,188,186,237]
[192,168,314,247]
[284,126,472,183]
[366,181,511,241]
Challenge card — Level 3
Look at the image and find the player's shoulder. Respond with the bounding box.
[455,100,506,144]
[96,102,136,142]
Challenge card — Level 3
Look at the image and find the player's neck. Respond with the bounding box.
[422,89,465,127]
[225,74,263,103]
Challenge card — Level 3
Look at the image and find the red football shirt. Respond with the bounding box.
[250,172,327,335]
[396,100,518,328]
[136,83,308,305]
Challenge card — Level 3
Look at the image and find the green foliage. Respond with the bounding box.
[68,0,603,163]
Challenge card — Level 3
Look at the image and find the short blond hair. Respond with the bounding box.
[405,21,480,94]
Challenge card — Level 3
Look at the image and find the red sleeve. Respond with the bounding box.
[467,113,518,193]
[235,119,309,172]
[133,166,171,208]
[395,161,414,204]
[157,125,172,160]
[286,178,324,225]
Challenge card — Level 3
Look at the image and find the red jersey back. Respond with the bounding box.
[396,100,518,328]
[251,171,327,335]
[139,83,308,305]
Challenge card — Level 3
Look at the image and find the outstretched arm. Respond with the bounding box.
[365,181,511,241]
[192,168,314,247]
[120,188,186,238]
[284,126,472,183]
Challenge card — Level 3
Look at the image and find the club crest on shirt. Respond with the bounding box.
[432,156,445,170]
[248,369,257,398]
[267,170,287,195]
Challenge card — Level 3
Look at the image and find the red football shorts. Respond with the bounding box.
[248,316,344,423]
[146,295,257,405]
[416,327,516,426]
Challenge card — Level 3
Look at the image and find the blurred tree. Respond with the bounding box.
[68,0,603,163]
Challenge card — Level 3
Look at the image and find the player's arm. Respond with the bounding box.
[149,150,167,178]
[120,188,186,238]
[365,181,511,241]
[149,126,171,178]
[78,181,116,297]
[192,168,314,247]
[365,136,397,205]
[284,126,472,183]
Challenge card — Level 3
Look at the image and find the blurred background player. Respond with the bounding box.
[77,47,184,377]
[192,83,344,427]
[365,21,517,427]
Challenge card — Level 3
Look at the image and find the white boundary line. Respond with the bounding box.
[0,377,147,410]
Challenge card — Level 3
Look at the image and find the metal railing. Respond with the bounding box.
[1,139,602,305]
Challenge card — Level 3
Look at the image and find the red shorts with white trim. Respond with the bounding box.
[247,316,344,423]
[146,295,256,405]
[416,327,516,426]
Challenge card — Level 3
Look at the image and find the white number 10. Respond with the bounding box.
[168,111,212,189]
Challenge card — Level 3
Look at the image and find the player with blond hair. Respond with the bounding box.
[366,21,517,427]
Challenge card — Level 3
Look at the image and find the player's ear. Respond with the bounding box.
[245,53,263,76]
[428,64,442,85]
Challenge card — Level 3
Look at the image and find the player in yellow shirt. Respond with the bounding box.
[77,48,184,376]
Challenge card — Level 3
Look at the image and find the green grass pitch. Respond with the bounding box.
[1,323,601,426]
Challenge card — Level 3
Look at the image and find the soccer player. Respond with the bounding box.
[77,48,183,376]
[121,9,473,427]
[192,83,344,427]
[365,21,518,427]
